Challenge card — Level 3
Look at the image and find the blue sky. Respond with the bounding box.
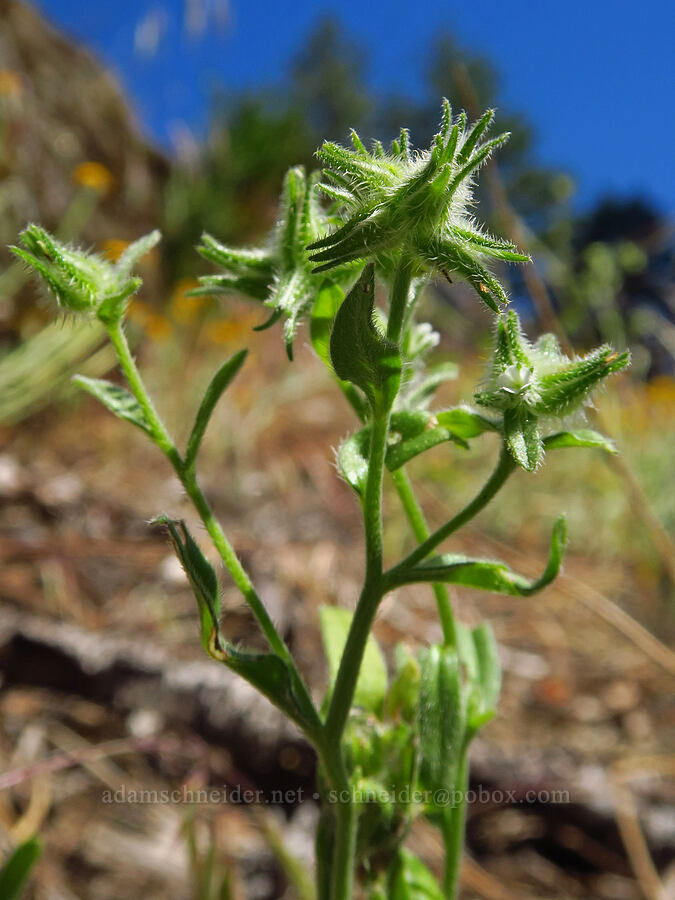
[34,0,674,213]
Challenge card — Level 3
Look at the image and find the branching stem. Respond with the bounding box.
[105,320,321,739]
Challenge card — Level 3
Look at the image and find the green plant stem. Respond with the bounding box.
[391,468,457,647]
[441,752,468,898]
[324,409,389,744]
[319,258,415,899]
[386,446,515,582]
[105,320,321,736]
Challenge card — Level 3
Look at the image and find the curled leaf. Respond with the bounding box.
[391,516,567,596]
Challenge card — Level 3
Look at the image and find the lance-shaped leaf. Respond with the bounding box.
[386,850,445,900]
[417,645,466,810]
[72,376,153,436]
[319,605,388,714]
[329,264,401,412]
[0,836,43,900]
[155,517,317,732]
[184,349,247,473]
[543,429,617,454]
[391,516,567,596]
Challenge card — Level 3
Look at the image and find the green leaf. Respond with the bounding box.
[156,517,221,653]
[310,281,344,368]
[319,605,388,714]
[338,418,464,497]
[457,622,501,738]
[0,836,43,900]
[155,517,316,732]
[184,349,247,473]
[384,645,421,723]
[329,264,401,412]
[418,645,466,806]
[387,850,445,900]
[72,376,153,436]
[435,407,499,440]
[386,426,467,470]
[394,516,567,596]
[503,407,542,471]
[389,410,432,439]
[543,429,617,454]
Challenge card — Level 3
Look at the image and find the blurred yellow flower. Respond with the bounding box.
[145,313,173,341]
[0,70,22,98]
[72,161,115,195]
[170,278,209,324]
[646,376,675,415]
[204,317,255,345]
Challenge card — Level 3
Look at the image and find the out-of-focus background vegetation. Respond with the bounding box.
[0,1,673,898]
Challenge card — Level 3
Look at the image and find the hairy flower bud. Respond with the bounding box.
[475,310,630,470]
[308,100,530,312]
[12,225,159,324]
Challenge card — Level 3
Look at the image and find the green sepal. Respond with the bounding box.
[329,264,401,413]
[543,429,617,454]
[0,836,43,900]
[417,645,466,812]
[154,516,317,732]
[386,850,445,900]
[95,278,142,325]
[503,407,542,471]
[115,230,161,275]
[393,516,567,596]
[319,605,388,715]
[72,376,153,436]
[184,349,248,473]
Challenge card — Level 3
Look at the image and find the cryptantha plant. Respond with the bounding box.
[15,101,629,900]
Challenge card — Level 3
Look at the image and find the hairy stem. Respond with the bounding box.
[441,752,469,898]
[322,257,415,898]
[324,410,389,743]
[391,468,457,646]
[386,446,515,581]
